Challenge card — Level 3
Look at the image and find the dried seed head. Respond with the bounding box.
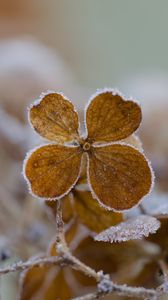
[82,142,91,151]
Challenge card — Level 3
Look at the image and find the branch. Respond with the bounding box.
[53,200,159,300]
[72,284,158,300]
[0,251,161,300]
[0,256,63,275]
[0,201,165,300]
[54,200,100,280]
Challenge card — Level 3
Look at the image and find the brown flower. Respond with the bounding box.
[23,90,153,211]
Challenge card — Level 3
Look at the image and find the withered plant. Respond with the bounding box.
[1,90,168,300]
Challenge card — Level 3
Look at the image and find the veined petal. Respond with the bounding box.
[86,90,141,143]
[24,144,82,199]
[88,144,153,211]
[29,92,79,143]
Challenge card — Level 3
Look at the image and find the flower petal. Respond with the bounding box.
[73,190,123,233]
[88,144,153,211]
[24,144,82,199]
[86,91,141,143]
[29,92,79,142]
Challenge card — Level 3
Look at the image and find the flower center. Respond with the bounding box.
[82,142,91,151]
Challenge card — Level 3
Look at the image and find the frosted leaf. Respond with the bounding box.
[94,215,160,243]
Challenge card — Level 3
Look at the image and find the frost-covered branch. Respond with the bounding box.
[52,202,161,300]
[72,285,158,300]
[0,252,159,299]
[0,205,166,300]
[0,256,63,275]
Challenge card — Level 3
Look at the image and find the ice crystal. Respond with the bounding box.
[98,276,113,293]
[94,215,160,243]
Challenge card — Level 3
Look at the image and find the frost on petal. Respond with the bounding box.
[94,215,160,243]
[86,90,142,143]
[29,92,79,143]
[24,144,82,199]
[88,144,153,211]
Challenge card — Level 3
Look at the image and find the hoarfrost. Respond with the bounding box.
[98,276,113,293]
[94,215,160,243]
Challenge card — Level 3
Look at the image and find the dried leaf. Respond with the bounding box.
[73,190,123,233]
[86,90,141,143]
[46,189,122,232]
[89,144,153,210]
[24,144,82,199]
[20,267,73,300]
[129,261,159,289]
[20,223,78,300]
[94,215,160,243]
[148,218,168,252]
[29,92,79,142]
[74,236,158,275]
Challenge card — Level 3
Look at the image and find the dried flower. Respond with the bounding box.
[23,90,153,211]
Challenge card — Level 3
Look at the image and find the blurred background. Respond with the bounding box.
[0,1,168,299]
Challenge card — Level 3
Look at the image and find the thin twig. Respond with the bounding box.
[72,285,158,300]
[54,200,159,300]
[0,250,161,300]
[0,256,63,275]
[0,200,166,300]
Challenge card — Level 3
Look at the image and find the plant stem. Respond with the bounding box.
[0,256,62,275]
[54,199,159,300]
[0,201,165,300]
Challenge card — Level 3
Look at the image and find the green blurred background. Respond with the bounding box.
[1,0,168,94]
